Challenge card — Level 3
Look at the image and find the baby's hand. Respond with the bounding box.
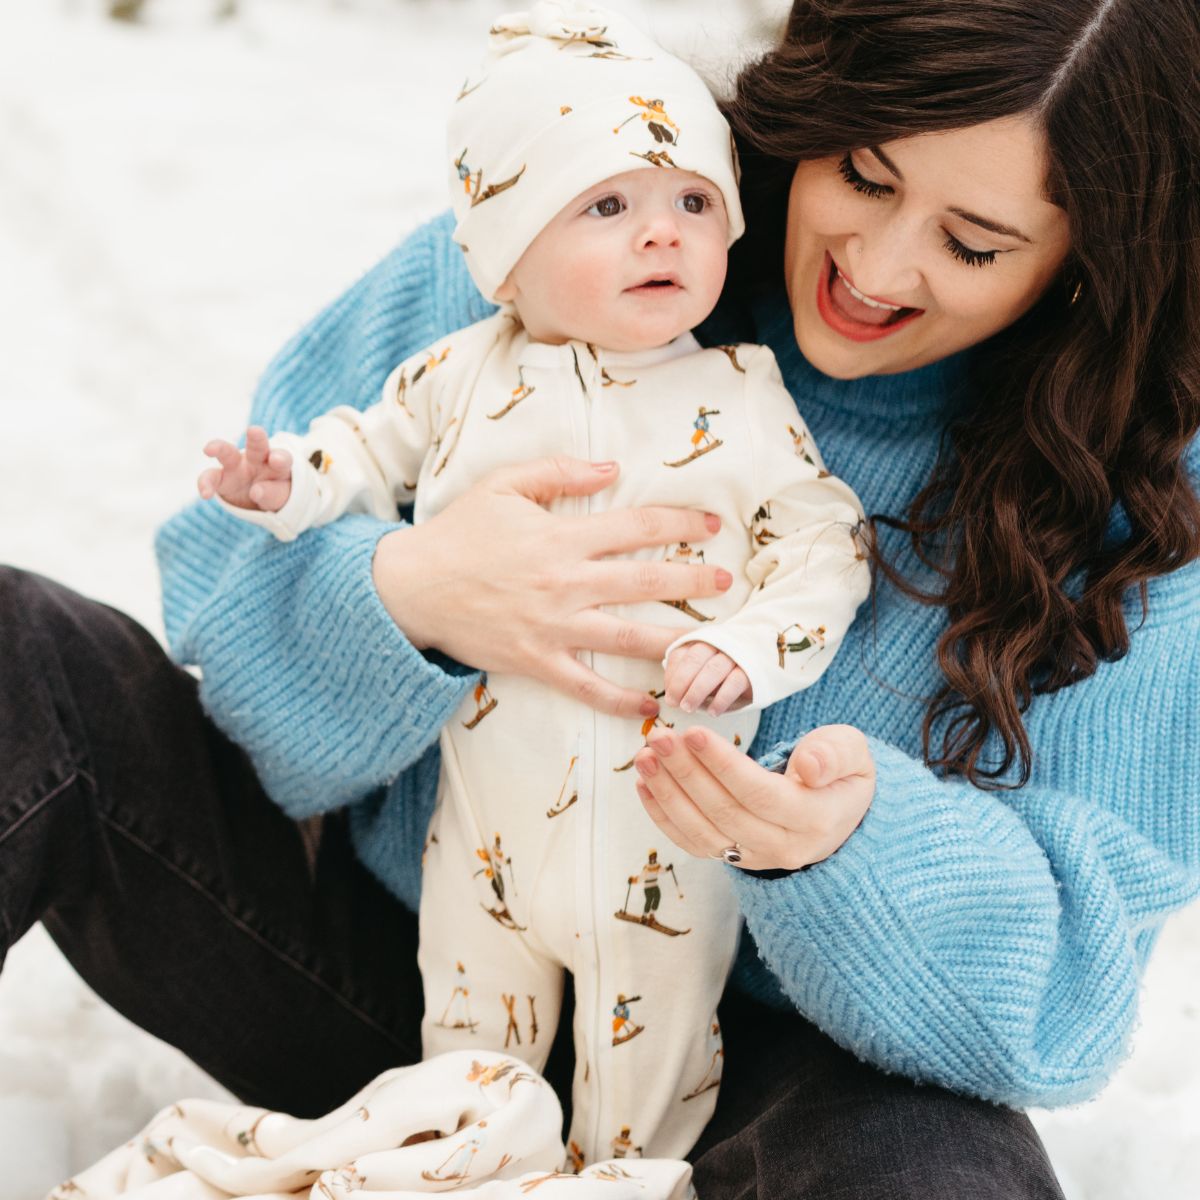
[663,643,751,717]
[198,426,293,511]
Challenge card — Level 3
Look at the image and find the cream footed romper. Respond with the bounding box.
[225,311,871,1166]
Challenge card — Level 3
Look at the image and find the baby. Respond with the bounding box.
[199,0,870,1169]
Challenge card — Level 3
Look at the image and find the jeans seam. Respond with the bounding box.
[0,771,80,851]
[97,810,413,1054]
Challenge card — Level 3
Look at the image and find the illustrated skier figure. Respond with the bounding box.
[610,1126,642,1159]
[776,623,828,670]
[437,960,478,1031]
[612,993,645,1044]
[636,851,666,922]
[463,672,498,728]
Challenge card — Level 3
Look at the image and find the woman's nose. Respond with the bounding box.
[843,232,923,301]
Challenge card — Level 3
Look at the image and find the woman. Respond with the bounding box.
[4,1,1197,1196]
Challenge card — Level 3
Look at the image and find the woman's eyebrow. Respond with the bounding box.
[866,145,1034,243]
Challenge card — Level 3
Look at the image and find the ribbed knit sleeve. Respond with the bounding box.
[155,211,494,816]
[730,600,1200,1108]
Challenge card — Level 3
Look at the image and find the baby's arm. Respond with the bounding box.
[197,425,294,511]
[195,331,459,542]
[663,344,871,710]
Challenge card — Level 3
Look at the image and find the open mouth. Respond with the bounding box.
[816,252,923,341]
[627,274,681,293]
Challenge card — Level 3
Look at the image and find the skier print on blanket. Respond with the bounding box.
[193,0,870,1171]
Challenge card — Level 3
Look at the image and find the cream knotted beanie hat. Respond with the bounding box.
[446,1,745,302]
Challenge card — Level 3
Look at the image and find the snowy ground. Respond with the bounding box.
[0,2,1197,1197]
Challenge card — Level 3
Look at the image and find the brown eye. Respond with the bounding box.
[678,193,707,214]
[586,195,626,217]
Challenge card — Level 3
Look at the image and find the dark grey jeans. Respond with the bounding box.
[0,567,1065,1198]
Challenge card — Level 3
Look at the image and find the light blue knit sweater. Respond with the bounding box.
[156,210,1200,1110]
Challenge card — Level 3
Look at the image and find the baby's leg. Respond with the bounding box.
[566,844,740,1168]
[419,775,563,1076]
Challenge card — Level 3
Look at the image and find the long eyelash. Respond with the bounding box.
[837,152,891,199]
[944,235,998,268]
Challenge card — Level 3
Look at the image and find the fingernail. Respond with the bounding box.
[715,569,733,590]
[639,698,660,718]
[685,729,706,751]
[680,699,694,714]
[591,460,616,473]
[704,513,721,533]
[635,755,658,778]
[650,734,673,757]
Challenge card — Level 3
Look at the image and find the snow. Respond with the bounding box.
[0,2,1196,1197]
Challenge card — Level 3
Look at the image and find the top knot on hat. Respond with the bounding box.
[446,0,744,301]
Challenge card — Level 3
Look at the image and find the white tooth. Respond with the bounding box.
[836,266,902,311]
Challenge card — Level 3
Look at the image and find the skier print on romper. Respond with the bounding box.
[750,500,779,548]
[610,1127,643,1159]
[777,623,828,670]
[546,754,579,818]
[476,832,526,929]
[613,691,674,771]
[420,1120,513,1183]
[488,365,536,419]
[308,449,332,475]
[500,994,540,1049]
[615,849,690,936]
[682,1019,724,1101]
[453,147,527,208]
[788,423,831,476]
[436,960,480,1032]
[614,96,680,146]
[316,1165,367,1198]
[466,1056,540,1094]
[715,344,746,373]
[581,341,636,389]
[659,541,714,623]
[611,993,645,1045]
[463,672,498,728]
[664,406,723,467]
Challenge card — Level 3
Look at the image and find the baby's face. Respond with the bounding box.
[495,168,729,352]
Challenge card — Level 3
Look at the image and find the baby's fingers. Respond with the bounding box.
[678,651,737,715]
[248,478,292,513]
[266,447,293,477]
[663,641,719,709]
[706,667,751,717]
[203,439,245,473]
[244,425,272,466]
[197,467,223,500]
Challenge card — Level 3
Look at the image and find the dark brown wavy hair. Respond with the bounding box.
[723,0,1200,788]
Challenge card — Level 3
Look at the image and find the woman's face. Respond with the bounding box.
[783,114,1072,378]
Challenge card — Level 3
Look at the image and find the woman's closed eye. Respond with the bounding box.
[837,151,1002,268]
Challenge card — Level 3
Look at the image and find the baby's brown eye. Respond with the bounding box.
[588,195,626,217]
[679,193,707,214]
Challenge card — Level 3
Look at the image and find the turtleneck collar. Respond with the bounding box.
[698,283,971,426]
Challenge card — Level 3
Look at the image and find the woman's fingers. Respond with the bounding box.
[634,755,730,857]
[788,724,874,789]
[577,557,733,608]
[634,732,787,866]
[542,653,661,721]
[486,455,623,506]
[570,504,722,559]
[572,611,689,662]
[635,778,708,858]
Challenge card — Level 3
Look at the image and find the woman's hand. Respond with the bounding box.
[371,455,732,718]
[632,723,876,871]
